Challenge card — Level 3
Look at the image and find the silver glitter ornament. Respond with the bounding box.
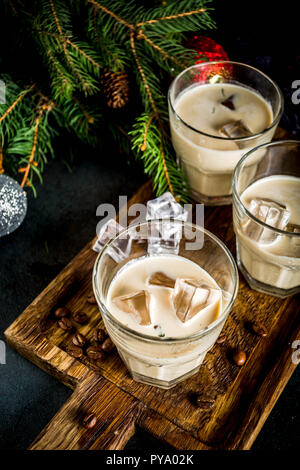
[0,175,27,237]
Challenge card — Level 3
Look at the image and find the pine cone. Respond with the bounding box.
[102,70,129,109]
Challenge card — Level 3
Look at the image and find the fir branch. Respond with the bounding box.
[72,96,95,125]
[137,8,208,27]
[1,0,215,200]
[65,39,101,72]
[88,0,135,31]
[46,46,75,100]
[136,29,185,69]
[0,85,34,125]
[129,32,158,117]
[55,95,102,146]
[136,1,215,34]
[20,107,44,188]
[130,113,190,202]
[140,113,155,151]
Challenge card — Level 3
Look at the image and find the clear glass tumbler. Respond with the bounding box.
[93,220,238,389]
[232,140,300,298]
[168,61,283,205]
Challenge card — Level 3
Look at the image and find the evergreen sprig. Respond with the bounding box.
[0,0,215,199]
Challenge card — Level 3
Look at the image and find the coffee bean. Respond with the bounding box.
[233,348,246,366]
[58,317,73,331]
[86,345,105,360]
[67,344,83,359]
[72,311,88,324]
[252,321,268,337]
[87,294,97,305]
[93,328,106,343]
[216,332,226,344]
[82,412,97,429]
[101,337,115,353]
[54,307,69,319]
[72,333,86,347]
[196,397,215,410]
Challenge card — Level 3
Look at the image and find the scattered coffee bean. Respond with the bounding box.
[72,311,88,324]
[252,321,268,337]
[72,333,86,347]
[232,348,246,366]
[58,317,73,331]
[216,332,226,344]
[87,294,97,305]
[86,345,105,360]
[67,344,83,359]
[101,337,115,353]
[54,307,69,319]
[93,328,106,343]
[82,412,97,429]
[196,397,215,410]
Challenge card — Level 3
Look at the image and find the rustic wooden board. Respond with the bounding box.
[5,128,300,450]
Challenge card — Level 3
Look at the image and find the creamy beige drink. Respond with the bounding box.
[236,175,300,290]
[170,82,273,200]
[107,255,223,338]
[105,254,228,383]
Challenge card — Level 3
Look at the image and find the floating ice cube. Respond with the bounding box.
[221,94,235,110]
[146,192,188,222]
[93,219,124,252]
[171,278,221,323]
[146,192,188,255]
[93,218,132,262]
[147,271,175,289]
[243,198,290,244]
[113,290,151,325]
[219,120,252,139]
[147,219,182,255]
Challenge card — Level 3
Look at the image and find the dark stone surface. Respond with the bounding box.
[0,149,147,450]
[0,0,299,451]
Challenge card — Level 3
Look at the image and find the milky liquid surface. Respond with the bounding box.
[107,255,223,338]
[174,83,272,139]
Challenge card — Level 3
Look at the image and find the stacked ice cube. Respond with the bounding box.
[93,192,189,260]
[146,192,189,255]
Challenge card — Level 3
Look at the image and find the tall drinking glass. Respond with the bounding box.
[168,61,283,205]
[232,140,300,298]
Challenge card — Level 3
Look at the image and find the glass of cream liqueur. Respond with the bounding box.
[233,140,300,298]
[93,220,238,389]
[168,61,283,205]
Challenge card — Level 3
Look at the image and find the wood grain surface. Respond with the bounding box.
[5,128,300,450]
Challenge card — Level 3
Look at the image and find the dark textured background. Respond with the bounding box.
[0,1,299,450]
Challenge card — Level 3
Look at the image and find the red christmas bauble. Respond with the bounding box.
[187,35,229,63]
[186,35,232,82]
